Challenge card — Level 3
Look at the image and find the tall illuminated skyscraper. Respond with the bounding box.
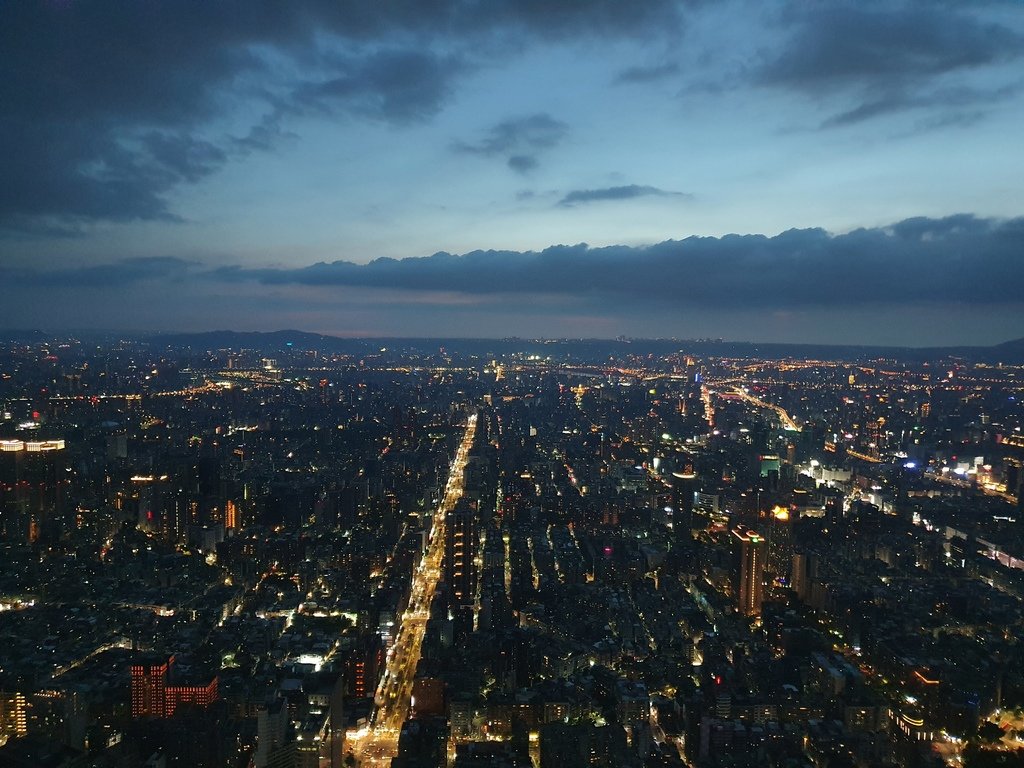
[672,460,698,541]
[445,499,479,633]
[0,439,67,543]
[1007,457,1024,514]
[767,505,793,586]
[732,526,765,617]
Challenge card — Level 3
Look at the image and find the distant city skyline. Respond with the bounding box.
[2,1,1023,344]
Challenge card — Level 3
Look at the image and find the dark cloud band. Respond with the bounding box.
[12,214,1004,309]
[558,185,690,206]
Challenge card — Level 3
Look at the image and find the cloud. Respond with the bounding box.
[451,0,684,42]
[615,62,680,84]
[558,185,689,206]
[454,113,569,173]
[232,114,299,154]
[756,4,1024,126]
[508,156,539,173]
[183,215,1024,308]
[143,133,229,184]
[820,94,914,128]
[291,49,465,125]
[6,215,1024,344]
[901,110,987,136]
[9,257,194,288]
[761,5,1024,91]
[820,81,1021,129]
[0,1,683,232]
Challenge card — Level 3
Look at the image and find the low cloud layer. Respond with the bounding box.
[12,214,1019,309]
[16,215,1020,311]
[3,214,1021,346]
[202,215,1024,306]
[9,256,194,288]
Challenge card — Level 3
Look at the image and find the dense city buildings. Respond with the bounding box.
[1,333,1024,767]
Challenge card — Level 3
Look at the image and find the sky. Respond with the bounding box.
[2,0,1023,345]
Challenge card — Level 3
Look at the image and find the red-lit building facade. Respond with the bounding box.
[130,655,218,718]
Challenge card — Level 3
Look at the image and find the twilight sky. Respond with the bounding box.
[2,0,1023,345]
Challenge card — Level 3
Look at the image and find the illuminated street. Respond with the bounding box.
[349,412,478,767]
[727,386,802,432]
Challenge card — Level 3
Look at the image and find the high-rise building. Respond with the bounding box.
[759,455,780,492]
[445,499,479,627]
[1006,457,1024,514]
[0,439,67,543]
[326,674,347,768]
[134,474,170,536]
[0,691,28,745]
[732,526,765,617]
[130,656,171,719]
[791,552,809,602]
[165,676,219,717]
[293,720,322,768]
[254,699,288,768]
[694,492,720,521]
[767,506,793,586]
[129,655,218,719]
[671,462,698,542]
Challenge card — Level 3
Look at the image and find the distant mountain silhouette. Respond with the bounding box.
[141,331,1024,364]
[0,329,51,343]
[992,336,1024,355]
[3,329,1023,364]
[150,330,371,355]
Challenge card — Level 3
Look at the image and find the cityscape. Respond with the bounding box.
[0,334,1024,767]
[3,1,1024,767]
